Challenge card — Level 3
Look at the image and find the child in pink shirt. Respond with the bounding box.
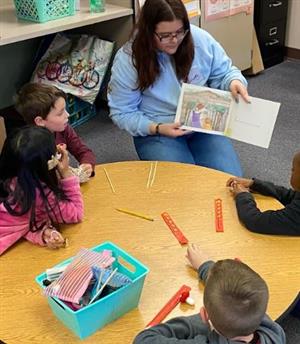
[0,126,84,255]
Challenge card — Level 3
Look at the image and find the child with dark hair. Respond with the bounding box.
[226,151,300,235]
[15,83,96,179]
[134,244,285,344]
[0,126,83,255]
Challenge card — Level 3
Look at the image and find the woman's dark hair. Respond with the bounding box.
[0,126,67,230]
[132,0,194,91]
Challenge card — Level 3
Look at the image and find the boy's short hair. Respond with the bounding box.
[15,83,66,124]
[204,259,269,339]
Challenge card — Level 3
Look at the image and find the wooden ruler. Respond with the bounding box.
[161,212,189,245]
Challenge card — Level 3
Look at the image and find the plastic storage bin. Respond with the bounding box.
[13,0,75,23]
[35,242,149,339]
[66,94,97,128]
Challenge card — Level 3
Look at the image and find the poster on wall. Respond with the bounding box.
[182,0,201,18]
[230,0,253,16]
[204,0,230,22]
[204,0,253,22]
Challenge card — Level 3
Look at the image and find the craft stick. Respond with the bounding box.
[146,162,153,188]
[115,208,154,221]
[103,168,116,194]
[89,268,118,305]
[95,268,105,292]
[150,161,158,187]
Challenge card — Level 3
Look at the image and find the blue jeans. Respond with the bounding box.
[134,132,242,176]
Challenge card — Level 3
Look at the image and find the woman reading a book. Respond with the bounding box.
[108,0,250,176]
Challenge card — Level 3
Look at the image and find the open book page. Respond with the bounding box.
[227,97,280,148]
[175,84,234,136]
[175,83,280,148]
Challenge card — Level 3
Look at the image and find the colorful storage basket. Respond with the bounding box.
[35,242,149,339]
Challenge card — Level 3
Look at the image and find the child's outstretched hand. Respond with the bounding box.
[43,226,66,249]
[186,243,210,271]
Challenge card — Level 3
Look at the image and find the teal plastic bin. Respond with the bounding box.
[35,242,149,339]
[14,0,75,23]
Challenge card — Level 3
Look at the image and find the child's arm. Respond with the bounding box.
[133,314,209,344]
[24,229,45,246]
[38,146,84,223]
[55,146,83,222]
[234,191,300,235]
[250,179,297,205]
[186,244,215,283]
[55,176,84,223]
[227,177,297,205]
[61,125,96,176]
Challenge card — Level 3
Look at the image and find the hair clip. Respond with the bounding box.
[47,152,62,170]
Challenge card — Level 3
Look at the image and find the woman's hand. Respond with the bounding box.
[186,243,210,271]
[42,226,66,249]
[229,80,251,103]
[150,122,191,137]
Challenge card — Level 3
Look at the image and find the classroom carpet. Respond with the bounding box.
[75,58,300,343]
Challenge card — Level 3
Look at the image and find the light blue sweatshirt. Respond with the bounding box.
[108,25,247,137]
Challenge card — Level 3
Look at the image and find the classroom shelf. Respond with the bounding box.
[0,0,133,46]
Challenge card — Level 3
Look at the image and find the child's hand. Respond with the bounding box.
[42,227,66,249]
[226,177,253,189]
[186,243,210,271]
[229,181,250,198]
[56,145,72,179]
[79,163,93,178]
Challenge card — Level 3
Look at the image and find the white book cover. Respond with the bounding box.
[175,83,280,148]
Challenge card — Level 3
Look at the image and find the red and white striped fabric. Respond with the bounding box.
[44,248,115,303]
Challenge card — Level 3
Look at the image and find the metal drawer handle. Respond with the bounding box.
[265,39,279,46]
[269,1,282,7]
[269,27,278,36]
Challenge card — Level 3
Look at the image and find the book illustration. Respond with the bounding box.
[175,83,280,148]
[177,86,232,134]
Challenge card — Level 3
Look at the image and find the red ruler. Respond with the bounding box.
[214,198,224,232]
[146,285,191,327]
[161,212,189,245]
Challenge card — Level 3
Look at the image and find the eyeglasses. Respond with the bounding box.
[154,27,189,44]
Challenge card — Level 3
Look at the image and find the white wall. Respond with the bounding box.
[286,0,300,49]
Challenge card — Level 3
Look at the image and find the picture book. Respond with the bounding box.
[175,83,280,148]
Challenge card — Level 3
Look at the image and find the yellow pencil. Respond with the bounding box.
[115,208,154,221]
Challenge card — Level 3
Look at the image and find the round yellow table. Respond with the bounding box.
[1,162,299,343]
